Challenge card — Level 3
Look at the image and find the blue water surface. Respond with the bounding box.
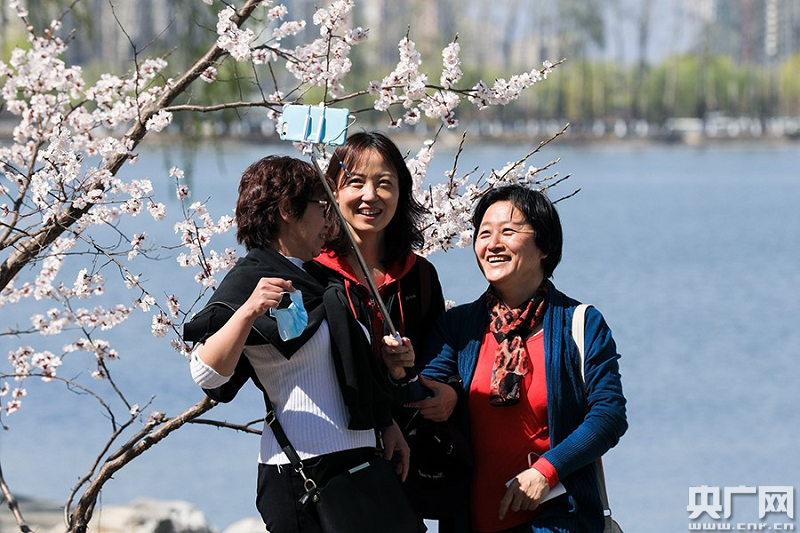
[2,138,799,531]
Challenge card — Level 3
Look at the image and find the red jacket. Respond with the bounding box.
[314,250,445,364]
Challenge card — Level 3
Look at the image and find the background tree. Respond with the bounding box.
[0,2,567,532]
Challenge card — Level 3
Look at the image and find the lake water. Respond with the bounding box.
[2,138,799,532]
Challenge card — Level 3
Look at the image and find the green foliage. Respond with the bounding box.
[639,54,780,123]
[5,1,796,130]
[0,25,28,61]
[779,52,800,116]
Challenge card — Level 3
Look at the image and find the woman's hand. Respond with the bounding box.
[405,376,457,422]
[381,335,415,381]
[498,468,550,520]
[241,277,294,318]
[381,419,410,481]
[197,277,293,376]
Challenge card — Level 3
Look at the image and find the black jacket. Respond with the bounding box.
[183,247,393,430]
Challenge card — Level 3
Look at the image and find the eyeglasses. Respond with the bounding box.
[308,199,334,219]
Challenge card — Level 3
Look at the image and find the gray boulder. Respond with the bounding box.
[82,498,214,533]
[220,518,265,533]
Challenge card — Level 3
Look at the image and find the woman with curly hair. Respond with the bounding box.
[184,155,415,533]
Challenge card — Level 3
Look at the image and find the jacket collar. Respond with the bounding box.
[315,248,417,288]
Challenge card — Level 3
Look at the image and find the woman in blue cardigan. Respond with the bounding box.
[386,184,627,532]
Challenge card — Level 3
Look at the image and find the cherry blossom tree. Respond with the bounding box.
[0,1,568,531]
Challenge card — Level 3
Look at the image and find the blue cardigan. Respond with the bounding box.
[420,280,627,531]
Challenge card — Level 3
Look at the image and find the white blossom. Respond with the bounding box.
[440,41,462,89]
[200,66,217,83]
[166,295,181,318]
[406,140,435,193]
[216,7,255,61]
[268,5,288,20]
[172,338,192,358]
[145,110,172,132]
[148,202,167,221]
[128,233,147,261]
[169,166,185,179]
[31,352,61,381]
[344,27,369,45]
[134,294,157,312]
[5,400,21,415]
[272,20,306,41]
[151,313,171,338]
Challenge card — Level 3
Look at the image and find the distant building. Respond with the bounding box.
[2,0,799,71]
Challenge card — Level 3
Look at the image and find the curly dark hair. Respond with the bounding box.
[235,155,326,251]
[324,131,427,266]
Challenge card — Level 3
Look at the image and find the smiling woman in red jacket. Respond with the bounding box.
[315,132,445,362]
[314,132,467,526]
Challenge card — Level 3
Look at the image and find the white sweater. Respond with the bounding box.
[190,319,376,465]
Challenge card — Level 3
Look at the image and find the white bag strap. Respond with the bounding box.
[571,303,615,519]
[572,303,591,381]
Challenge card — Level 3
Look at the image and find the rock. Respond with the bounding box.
[1,497,260,533]
[0,496,64,532]
[221,518,265,533]
[83,498,213,533]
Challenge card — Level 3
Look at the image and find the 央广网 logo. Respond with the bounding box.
[688,486,795,531]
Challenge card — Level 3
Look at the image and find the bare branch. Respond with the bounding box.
[447,130,468,196]
[0,373,117,429]
[187,417,264,435]
[554,187,581,204]
[66,397,216,533]
[0,459,33,533]
[164,100,282,114]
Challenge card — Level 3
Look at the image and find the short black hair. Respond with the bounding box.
[471,185,563,278]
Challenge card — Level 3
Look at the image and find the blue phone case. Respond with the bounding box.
[278,105,350,145]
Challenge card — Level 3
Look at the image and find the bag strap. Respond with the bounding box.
[260,388,321,503]
[417,256,431,318]
[571,304,614,519]
[572,304,590,382]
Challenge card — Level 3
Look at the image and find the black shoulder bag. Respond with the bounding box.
[261,389,426,533]
[395,259,473,521]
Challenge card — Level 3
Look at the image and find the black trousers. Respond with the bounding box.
[256,447,375,533]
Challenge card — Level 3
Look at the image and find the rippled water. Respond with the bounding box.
[2,139,799,531]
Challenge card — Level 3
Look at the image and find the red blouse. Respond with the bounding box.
[468,328,559,532]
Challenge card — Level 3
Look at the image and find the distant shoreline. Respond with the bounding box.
[2,115,798,151]
[133,129,800,151]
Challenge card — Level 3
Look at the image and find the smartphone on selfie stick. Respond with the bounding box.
[278,104,351,146]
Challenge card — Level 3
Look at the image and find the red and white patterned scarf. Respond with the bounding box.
[486,283,547,406]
